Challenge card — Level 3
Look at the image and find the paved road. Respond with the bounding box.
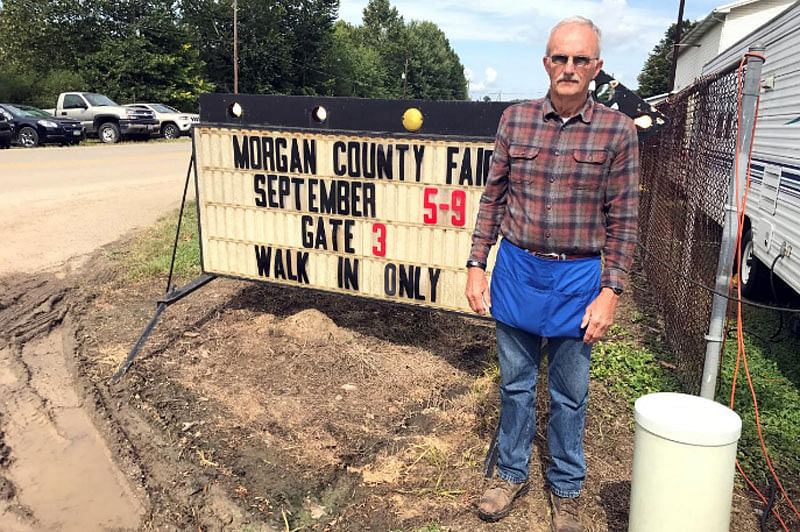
[0,140,194,275]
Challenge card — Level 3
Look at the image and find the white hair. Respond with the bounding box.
[546,16,602,57]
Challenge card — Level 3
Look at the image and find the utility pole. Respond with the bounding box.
[669,0,686,92]
[233,0,239,94]
[402,59,408,99]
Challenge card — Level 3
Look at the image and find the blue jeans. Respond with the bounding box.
[494,321,592,498]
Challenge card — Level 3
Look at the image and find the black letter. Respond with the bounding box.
[291,177,304,210]
[262,137,274,171]
[307,178,319,213]
[347,141,361,177]
[413,266,425,301]
[233,135,249,169]
[249,136,262,170]
[345,258,359,290]
[286,250,298,281]
[274,249,286,279]
[344,220,355,253]
[459,148,474,186]
[315,216,328,250]
[399,264,414,299]
[275,138,288,172]
[329,218,343,251]
[320,180,336,214]
[267,174,279,208]
[361,142,376,178]
[301,215,313,248]
[278,175,290,208]
[337,181,350,216]
[254,245,272,277]
[338,257,360,290]
[289,138,303,174]
[413,145,425,182]
[363,184,376,218]
[304,139,316,174]
[350,182,362,217]
[384,264,396,296]
[428,268,441,303]
[254,174,266,207]
[377,145,392,179]
[446,147,458,185]
[297,253,309,283]
[333,141,346,176]
[396,144,408,181]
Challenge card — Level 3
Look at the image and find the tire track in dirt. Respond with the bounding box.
[0,274,144,531]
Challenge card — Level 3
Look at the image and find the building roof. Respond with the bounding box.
[676,0,767,56]
[714,0,763,13]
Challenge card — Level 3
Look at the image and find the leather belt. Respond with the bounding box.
[525,249,600,261]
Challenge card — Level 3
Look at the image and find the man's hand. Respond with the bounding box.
[465,267,491,315]
[581,287,619,343]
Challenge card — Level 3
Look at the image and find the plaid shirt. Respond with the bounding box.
[469,95,639,291]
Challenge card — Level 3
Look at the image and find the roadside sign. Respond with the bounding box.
[194,95,507,313]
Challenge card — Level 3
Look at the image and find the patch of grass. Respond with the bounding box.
[105,200,201,281]
[590,325,680,403]
[407,441,447,470]
[405,442,466,500]
[717,306,800,494]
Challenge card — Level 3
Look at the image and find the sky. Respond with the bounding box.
[338,0,727,101]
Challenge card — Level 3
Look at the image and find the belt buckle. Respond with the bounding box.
[539,252,565,260]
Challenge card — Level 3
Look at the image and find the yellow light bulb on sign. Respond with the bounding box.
[402,108,423,132]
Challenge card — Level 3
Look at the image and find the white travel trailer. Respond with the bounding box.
[703,1,800,298]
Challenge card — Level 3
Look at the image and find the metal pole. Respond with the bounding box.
[669,0,686,92]
[402,58,408,99]
[233,0,239,94]
[700,44,765,399]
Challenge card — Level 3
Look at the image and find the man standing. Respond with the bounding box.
[464,16,639,531]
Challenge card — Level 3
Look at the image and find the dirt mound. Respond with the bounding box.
[276,308,348,346]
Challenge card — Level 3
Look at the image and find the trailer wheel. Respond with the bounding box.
[740,229,768,300]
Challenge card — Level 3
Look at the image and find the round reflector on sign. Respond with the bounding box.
[402,107,423,132]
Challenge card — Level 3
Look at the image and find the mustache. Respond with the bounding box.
[557,75,579,82]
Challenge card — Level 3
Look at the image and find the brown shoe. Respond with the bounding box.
[549,492,583,532]
[477,476,529,522]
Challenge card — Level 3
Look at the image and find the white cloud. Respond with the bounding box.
[341,0,676,95]
[339,0,671,56]
[466,66,499,92]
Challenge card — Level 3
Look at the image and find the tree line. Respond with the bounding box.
[0,0,468,110]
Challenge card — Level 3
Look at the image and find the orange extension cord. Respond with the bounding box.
[725,52,799,532]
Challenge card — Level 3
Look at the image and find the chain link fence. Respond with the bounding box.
[638,63,741,393]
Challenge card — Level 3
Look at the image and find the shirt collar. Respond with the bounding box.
[543,93,595,124]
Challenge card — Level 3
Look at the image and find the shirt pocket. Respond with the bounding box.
[569,149,608,190]
[507,144,541,183]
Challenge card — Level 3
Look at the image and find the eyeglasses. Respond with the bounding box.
[548,55,598,68]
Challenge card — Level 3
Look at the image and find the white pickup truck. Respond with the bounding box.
[51,92,159,143]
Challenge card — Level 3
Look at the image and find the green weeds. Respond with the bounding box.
[590,325,680,402]
[717,307,800,494]
[105,200,201,281]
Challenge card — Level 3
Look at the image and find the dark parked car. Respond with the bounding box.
[0,103,85,147]
[0,113,11,148]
